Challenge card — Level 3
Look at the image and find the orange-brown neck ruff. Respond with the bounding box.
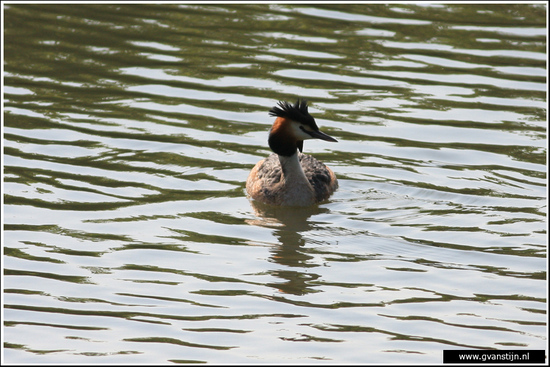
[268,117,300,157]
[270,116,287,134]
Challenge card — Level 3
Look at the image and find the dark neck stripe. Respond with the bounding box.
[268,132,298,157]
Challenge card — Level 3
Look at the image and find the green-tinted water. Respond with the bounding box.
[3,3,547,364]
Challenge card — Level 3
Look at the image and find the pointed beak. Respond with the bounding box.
[308,129,338,142]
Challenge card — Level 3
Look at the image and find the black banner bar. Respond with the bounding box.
[443,350,546,364]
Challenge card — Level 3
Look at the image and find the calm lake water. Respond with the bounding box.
[2,3,547,364]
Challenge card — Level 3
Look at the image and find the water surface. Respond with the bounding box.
[3,3,547,364]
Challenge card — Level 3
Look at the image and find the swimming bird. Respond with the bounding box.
[246,99,338,206]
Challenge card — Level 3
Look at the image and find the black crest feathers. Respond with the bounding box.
[269,99,317,128]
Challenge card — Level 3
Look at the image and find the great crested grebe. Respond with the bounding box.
[246,99,338,207]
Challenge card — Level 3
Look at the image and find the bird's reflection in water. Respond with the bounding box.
[247,199,333,295]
